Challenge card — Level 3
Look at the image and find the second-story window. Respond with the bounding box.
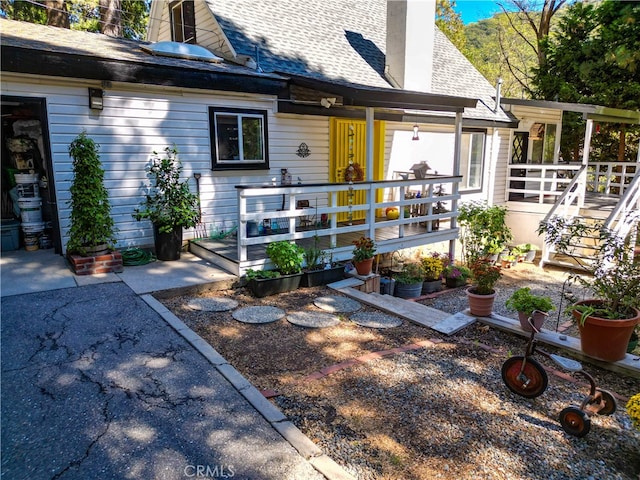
[170,0,196,44]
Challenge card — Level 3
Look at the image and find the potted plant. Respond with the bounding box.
[443,263,471,288]
[352,236,376,275]
[506,287,555,332]
[538,216,640,362]
[626,392,640,430]
[514,243,538,262]
[393,262,425,299]
[66,131,117,256]
[300,236,344,287]
[246,240,304,297]
[133,146,200,261]
[421,252,445,294]
[458,201,513,265]
[466,258,502,317]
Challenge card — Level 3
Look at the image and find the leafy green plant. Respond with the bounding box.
[266,241,304,275]
[506,287,555,316]
[352,236,376,261]
[133,146,200,234]
[303,235,324,271]
[538,215,640,320]
[458,201,512,265]
[393,262,425,285]
[245,268,280,280]
[66,131,116,255]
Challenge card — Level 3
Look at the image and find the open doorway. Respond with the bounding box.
[1,96,60,254]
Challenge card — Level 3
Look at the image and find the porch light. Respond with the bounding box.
[88,88,103,110]
[412,124,420,141]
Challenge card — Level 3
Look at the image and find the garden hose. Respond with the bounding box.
[121,248,156,266]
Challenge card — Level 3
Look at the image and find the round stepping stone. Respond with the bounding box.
[314,296,361,313]
[287,311,341,328]
[232,306,285,324]
[186,297,239,312]
[350,311,402,329]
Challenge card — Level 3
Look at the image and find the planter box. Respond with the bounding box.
[248,273,302,298]
[300,264,345,288]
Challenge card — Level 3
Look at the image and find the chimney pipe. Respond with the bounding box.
[494,78,503,113]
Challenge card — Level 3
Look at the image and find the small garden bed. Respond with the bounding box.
[161,264,640,480]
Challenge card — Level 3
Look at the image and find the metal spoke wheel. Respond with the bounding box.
[559,406,591,437]
[501,356,548,398]
[594,388,617,415]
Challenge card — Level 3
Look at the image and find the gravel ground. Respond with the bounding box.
[161,262,640,480]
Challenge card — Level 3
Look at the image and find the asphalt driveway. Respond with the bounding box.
[1,282,325,480]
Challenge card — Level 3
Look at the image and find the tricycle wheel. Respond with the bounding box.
[501,356,548,398]
[594,389,617,415]
[559,406,591,437]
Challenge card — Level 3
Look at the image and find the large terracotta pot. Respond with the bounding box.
[353,258,374,276]
[466,287,497,317]
[572,299,640,362]
[518,311,548,332]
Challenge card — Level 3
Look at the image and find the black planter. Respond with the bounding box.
[248,273,302,297]
[300,264,345,288]
[154,225,183,261]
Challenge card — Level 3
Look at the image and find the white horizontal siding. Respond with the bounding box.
[2,75,331,252]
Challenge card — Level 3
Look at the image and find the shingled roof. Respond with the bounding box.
[205,0,514,124]
[0,18,286,95]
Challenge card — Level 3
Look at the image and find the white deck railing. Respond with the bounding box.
[506,164,582,204]
[587,161,638,196]
[235,175,462,271]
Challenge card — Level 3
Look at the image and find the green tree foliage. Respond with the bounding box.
[533,0,640,162]
[0,0,149,39]
[464,14,536,98]
[436,0,466,51]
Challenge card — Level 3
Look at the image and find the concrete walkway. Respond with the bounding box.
[1,251,350,479]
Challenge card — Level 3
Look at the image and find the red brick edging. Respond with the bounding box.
[68,251,123,275]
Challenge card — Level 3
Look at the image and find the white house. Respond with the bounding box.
[2,0,637,275]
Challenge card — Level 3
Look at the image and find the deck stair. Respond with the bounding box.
[541,168,640,270]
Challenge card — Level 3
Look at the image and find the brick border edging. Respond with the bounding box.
[140,294,355,480]
[67,251,123,275]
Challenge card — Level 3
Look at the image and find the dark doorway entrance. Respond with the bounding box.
[1,96,61,254]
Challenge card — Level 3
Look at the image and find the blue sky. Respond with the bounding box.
[455,0,505,24]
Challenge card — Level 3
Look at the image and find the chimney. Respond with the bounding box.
[385,0,435,93]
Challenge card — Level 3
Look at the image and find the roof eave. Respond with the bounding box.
[0,45,287,96]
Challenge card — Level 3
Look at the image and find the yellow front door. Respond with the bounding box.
[329,118,385,222]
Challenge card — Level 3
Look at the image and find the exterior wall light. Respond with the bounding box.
[88,88,104,110]
[412,123,420,141]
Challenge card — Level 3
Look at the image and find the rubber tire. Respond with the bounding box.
[501,356,548,398]
[595,389,617,416]
[559,406,591,437]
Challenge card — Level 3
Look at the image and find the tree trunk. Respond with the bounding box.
[45,0,69,28]
[100,0,122,37]
[618,125,626,162]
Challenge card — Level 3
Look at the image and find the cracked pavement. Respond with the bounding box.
[1,282,323,480]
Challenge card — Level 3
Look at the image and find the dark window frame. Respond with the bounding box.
[209,107,270,171]
[169,0,196,44]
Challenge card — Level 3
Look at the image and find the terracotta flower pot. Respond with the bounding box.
[466,287,496,317]
[518,310,547,332]
[353,258,374,276]
[572,300,640,362]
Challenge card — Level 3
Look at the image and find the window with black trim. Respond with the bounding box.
[209,107,269,170]
[170,0,196,44]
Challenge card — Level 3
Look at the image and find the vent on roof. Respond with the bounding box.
[141,41,223,63]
